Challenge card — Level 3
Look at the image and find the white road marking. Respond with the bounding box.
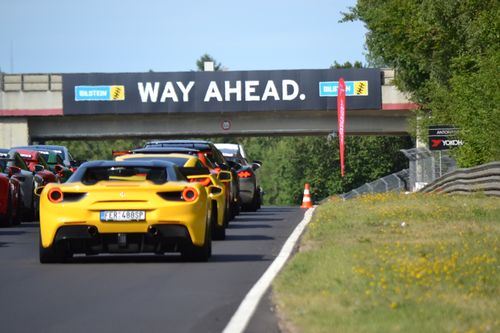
[222,207,316,333]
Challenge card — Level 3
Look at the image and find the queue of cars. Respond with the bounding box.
[1,140,262,263]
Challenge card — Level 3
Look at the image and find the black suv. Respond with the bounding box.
[143,140,241,221]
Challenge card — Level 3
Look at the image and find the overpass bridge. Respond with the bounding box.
[0,68,416,147]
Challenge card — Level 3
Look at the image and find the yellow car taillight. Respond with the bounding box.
[182,187,199,202]
[48,187,63,203]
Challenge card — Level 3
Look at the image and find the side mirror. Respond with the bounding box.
[208,185,223,197]
[34,186,45,197]
[251,161,262,171]
[54,164,64,173]
[217,170,232,183]
[34,164,44,173]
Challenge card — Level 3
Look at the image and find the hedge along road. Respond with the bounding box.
[0,206,307,333]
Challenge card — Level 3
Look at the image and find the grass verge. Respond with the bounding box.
[273,193,499,333]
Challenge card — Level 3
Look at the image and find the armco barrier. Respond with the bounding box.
[339,169,409,200]
[419,161,500,196]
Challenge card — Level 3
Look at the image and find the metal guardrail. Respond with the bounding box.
[339,169,409,200]
[419,161,500,196]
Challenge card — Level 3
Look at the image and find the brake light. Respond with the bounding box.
[238,170,253,178]
[112,150,131,156]
[182,187,199,202]
[48,187,63,203]
[189,178,212,186]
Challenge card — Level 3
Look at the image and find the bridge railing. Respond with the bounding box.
[0,73,62,91]
[418,161,500,196]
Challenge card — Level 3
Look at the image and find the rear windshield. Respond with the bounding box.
[81,166,168,185]
[124,157,189,167]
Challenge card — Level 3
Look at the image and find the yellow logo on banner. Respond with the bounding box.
[354,81,368,96]
[110,85,125,100]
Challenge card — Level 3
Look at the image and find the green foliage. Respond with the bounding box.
[227,136,412,205]
[46,139,146,161]
[330,61,363,69]
[428,50,500,166]
[343,0,500,166]
[196,54,222,71]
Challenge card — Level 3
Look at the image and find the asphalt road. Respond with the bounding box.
[0,206,305,333]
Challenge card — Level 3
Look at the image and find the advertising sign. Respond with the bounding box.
[337,78,346,177]
[62,69,382,115]
[428,125,464,150]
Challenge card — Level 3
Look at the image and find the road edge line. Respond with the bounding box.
[222,207,316,333]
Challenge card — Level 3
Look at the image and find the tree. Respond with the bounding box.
[196,54,222,71]
[343,0,500,166]
[231,135,412,206]
[330,61,363,69]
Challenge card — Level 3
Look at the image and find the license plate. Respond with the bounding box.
[100,210,146,222]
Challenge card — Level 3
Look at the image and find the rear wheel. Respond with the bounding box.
[247,190,261,212]
[39,235,71,263]
[11,196,21,226]
[0,192,13,227]
[181,215,212,262]
[211,202,226,240]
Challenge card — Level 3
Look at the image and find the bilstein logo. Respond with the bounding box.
[319,80,368,97]
[75,85,125,101]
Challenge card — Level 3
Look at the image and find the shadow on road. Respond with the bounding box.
[47,253,270,264]
[229,223,272,229]
[225,234,274,241]
[67,254,188,264]
[233,217,284,223]
[211,253,270,262]
[0,230,27,236]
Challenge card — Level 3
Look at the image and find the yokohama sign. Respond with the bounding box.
[428,125,464,150]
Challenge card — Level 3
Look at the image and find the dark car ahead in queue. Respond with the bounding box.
[215,143,263,211]
[14,144,82,171]
[143,140,241,220]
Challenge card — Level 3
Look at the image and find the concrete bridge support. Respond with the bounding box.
[0,118,29,147]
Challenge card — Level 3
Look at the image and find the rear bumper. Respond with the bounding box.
[51,224,193,254]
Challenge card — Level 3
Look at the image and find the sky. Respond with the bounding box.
[0,0,367,74]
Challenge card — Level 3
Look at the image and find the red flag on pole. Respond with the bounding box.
[337,78,346,177]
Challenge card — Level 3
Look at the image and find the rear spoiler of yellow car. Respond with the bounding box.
[179,167,211,177]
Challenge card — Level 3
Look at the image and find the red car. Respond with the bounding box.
[14,149,60,220]
[14,149,60,185]
[0,164,22,227]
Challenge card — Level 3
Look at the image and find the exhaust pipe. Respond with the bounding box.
[88,226,98,237]
[148,226,158,236]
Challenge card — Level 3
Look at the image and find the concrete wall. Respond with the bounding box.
[0,118,29,147]
[0,74,62,116]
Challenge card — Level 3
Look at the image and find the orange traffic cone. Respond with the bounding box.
[300,183,313,208]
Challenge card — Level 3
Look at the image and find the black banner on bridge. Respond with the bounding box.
[62,69,382,115]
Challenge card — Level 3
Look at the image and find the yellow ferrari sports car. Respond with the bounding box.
[37,160,223,263]
[115,153,231,240]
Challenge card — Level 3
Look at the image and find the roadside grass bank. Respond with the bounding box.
[273,193,499,333]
